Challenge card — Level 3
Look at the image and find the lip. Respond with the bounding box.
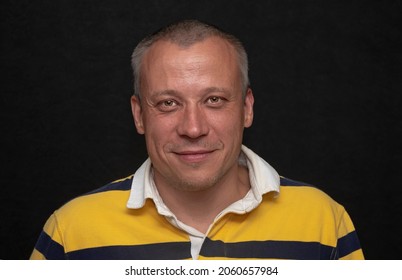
[173,150,215,163]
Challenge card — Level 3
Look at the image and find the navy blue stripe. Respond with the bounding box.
[85,176,133,195]
[337,231,362,258]
[280,177,314,187]
[67,242,192,260]
[35,231,66,259]
[200,238,337,259]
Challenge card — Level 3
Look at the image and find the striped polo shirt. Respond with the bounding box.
[30,146,364,259]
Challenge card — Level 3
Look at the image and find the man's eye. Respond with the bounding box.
[207,96,222,104]
[158,99,178,107]
[163,100,176,106]
[156,99,179,112]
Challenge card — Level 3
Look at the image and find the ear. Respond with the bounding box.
[243,88,254,128]
[130,95,145,134]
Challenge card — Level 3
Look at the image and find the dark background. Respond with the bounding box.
[1,0,401,259]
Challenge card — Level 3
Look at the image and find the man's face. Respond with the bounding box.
[131,36,254,192]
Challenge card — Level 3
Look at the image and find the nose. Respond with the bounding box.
[177,105,209,139]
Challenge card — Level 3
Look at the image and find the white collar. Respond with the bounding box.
[126,145,280,214]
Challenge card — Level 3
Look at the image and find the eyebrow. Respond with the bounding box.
[150,89,179,97]
[151,87,232,97]
[202,87,232,95]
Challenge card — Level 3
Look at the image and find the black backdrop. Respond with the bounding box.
[1,0,401,260]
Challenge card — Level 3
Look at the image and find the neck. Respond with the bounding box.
[154,164,250,234]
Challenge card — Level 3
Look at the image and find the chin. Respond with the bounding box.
[173,174,220,192]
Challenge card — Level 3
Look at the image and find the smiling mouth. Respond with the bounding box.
[173,150,215,163]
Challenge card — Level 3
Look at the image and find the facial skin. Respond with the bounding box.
[131,36,254,194]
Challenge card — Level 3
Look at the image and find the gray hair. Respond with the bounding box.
[131,19,250,99]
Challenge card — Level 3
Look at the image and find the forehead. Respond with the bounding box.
[141,36,238,76]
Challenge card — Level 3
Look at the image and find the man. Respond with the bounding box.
[31,20,364,260]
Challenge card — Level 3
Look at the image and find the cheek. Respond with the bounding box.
[208,110,245,137]
[216,104,244,126]
[143,113,177,145]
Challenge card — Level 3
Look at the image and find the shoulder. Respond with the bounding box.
[55,175,134,217]
[263,176,346,219]
[84,175,133,195]
[279,176,339,204]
